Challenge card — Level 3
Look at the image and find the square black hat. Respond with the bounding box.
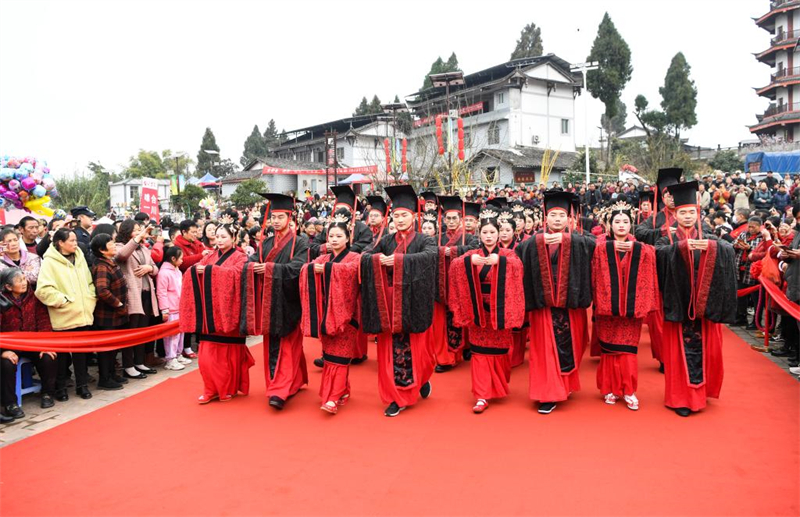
[486,197,507,210]
[331,185,356,207]
[638,190,655,205]
[666,181,699,209]
[258,193,295,213]
[543,190,573,214]
[384,185,419,213]
[437,195,464,214]
[463,202,482,220]
[656,168,683,193]
[365,195,388,215]
[420,191,438,204]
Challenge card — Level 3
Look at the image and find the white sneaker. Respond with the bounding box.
[176,355,192,365]
[789,366,800,376]
[164,358,185,371]
[604,393,618,405]
[624,394,639,411]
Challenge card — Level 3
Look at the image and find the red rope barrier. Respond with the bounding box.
[736,285,760,298]
[759,277,800,321]
[0,320,181,353]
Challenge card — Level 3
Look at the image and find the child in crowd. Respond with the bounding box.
[157,246,188,370]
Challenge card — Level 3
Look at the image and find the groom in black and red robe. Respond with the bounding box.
[243,193,309,410]
[360,185,439,417]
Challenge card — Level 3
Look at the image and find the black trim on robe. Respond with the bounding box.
[322,353,353,366]
[199,334,246,345]
[470,344,510,355]
[203,265,216,334]
[599,341,638,355]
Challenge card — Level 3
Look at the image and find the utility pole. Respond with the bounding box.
[571,61,599,185]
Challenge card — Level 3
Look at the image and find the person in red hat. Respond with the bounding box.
[516,190,595,414]
[360,185,438,417]
[655,181,737,417]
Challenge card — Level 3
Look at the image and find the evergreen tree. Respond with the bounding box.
[445,52,459,70]
[600,100,627,136]
[263,119,280,150]
[586,13,633,122]
[196,127,220,177]
[353,96,369,116]
[659,52,698,138]
[510,23,544,60]
[241,124,267,166]
[368,95,383,114]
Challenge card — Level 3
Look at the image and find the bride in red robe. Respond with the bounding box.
[449,211,525,413]
[300,218,361,415]
[179,224,255,404]
[591,202,657,411]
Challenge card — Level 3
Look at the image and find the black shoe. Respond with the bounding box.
[135,366,157,375]
[745,324,758,331]
[0,414,13,424]
[4,404,24,419]
[76,386,92,400]
[269,396,285,410]
[674,407,691,417]
[384,401,405,417]
[771,348,791,357]
[97,379,124,391]
[351,355,368,365]
[313,357,324,368]
[40,394,55,409]
[113,375,129,384]
[462,348,472,361]
[54,389,69,402]
[538,402,557,414]
[420,381,432,399]
[435,364,454,373]
[658,362,665,374]
[123,370,147,380]
[788,359,799,368]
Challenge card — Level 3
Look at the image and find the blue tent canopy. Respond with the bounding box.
[197,172,220,187]
[745,150,800,174]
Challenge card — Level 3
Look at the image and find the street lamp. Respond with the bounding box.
[202,148,220,176]
[570,61,599,185]
[428,71,465,191]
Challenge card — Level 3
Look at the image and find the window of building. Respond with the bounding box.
[497,92,505,105]
[337,147,344,160]
[315,150,325,163]
[488,123,500,145]
[561,119,570,135]
[485,167,498,184]
[130,186,139,202]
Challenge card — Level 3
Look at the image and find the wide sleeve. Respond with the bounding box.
[394,235,438,334]
[704,241,738,324]
[447,253,473,328]
[322,256,360,335]
[350,222,373,253]
[500,251,526,329]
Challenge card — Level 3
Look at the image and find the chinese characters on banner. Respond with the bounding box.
[139,178,160,223]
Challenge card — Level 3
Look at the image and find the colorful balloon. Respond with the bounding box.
[24,195,54,216]
[21,177,37,191]
[32,185,46,198]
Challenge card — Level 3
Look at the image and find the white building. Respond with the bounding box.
[109,178,171,213]
[405,54,581,187]
[752,0,800,141]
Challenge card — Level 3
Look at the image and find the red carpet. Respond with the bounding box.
[1,325,798,516]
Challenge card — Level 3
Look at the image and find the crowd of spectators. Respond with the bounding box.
[2,168,799,422]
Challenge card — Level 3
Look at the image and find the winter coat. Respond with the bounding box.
[35,245,96,330]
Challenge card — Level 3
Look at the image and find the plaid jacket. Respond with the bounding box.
[736,232,763,286]
[91,256,129,329]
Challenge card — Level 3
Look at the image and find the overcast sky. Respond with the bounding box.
[0,0,774,177]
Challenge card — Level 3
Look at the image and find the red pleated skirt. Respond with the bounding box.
[198,340,256,399]
[471,352,511,400]
[662,319,724,412]
[527,308,587,402]
[376,328,435,407]
[319,362,350,403]
[596,353,638,396]
[264,325,308,400]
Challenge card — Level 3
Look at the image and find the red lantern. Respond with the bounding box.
[458,150,465,161]
[439,147,445,155]
[457,118,464,129]
[435,116,444,155]
[401,138,407,173]
[457,118,465,157]
[384,138,392,174]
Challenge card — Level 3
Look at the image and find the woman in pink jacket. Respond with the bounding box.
[157,246,188,371]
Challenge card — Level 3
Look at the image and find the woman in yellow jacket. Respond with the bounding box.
[35,228,97,401]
